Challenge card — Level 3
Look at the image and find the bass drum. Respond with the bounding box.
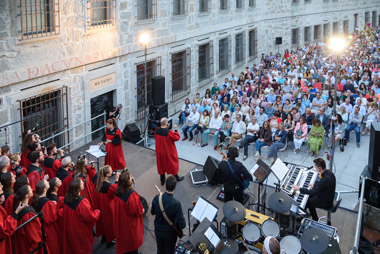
[280,235,302,254]
[261,220,280,238]
[242,223,261,245]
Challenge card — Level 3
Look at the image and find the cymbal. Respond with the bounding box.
[300,228,329,254]
[268,192,292,213]
[223,200,246,222]
[215,238,238,254]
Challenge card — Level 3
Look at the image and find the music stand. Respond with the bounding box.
[188,218,221,251]
[188,196,219,236]
[249,159,271,213]
[85,145,106,171]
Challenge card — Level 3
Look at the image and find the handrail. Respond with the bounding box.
[40,112,106,144]
[350,175,366,254]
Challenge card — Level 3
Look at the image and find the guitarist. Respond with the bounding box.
[151,175,186,254]
[218,146,253,204]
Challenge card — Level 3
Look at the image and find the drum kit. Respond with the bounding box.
[219,194,338,254]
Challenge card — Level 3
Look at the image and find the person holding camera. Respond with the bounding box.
[43,143,64,179]
[218,147,253,204]
[98,118,126,172]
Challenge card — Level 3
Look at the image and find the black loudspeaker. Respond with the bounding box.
[368,122,380,180]
[275,37,283,45]
[149,103,168,121]
[123,123,141,143]
[152,76,165,106]
[203,156,221,184]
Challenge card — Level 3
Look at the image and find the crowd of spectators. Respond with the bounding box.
[178,26,380,162]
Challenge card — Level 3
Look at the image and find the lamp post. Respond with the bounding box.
[327,36,347,171]
[139,32,150,148]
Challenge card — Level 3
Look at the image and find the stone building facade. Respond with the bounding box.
[0,0,379,151]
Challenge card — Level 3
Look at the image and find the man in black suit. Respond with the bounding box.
[291,158,336,221]
[316,108,330,134]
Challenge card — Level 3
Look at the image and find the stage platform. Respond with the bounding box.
[68,137,360,253]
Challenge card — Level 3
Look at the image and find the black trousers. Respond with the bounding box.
[239,135,258,156]
[224,184,244,204]
[306,196,324,221]
[155,230,178,254]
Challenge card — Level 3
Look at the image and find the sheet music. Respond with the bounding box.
[204,227,220,247]
[271,158,289,181]
[86,145,106,158]
[191,197,218,223]
[249,164,259,175]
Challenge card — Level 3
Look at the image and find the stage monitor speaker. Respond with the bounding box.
[275,37,283,45]
[123,123,141,143]
[149,103,168,121]
[152,76,165,106]
[368,122,380,180]
[203,156,221,185]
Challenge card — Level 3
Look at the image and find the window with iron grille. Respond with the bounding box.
[199,43,212,82]
[291,0,299,3]
[219,38,229,72]
[248,0,255,7]
[323,23,329,39]
[199,0,209,13]
[19,0,60,40]
[171,50,191,101]
[343,20,349,34]
[304,26,311,43]
[137,0,157,21]
[136,58,161,120]
[236,0,243,9]
[173,0,186,16]
[220,0,228,10]
[88,0,115,27]
[314,25,321,41]
[332,22,339,34]
[365,12,370,24]
[304,0,311,3]
[248,29,257,59]
[292,28,299,46]
[235,32,245,64]
[20,87,68,148]
[372,11,377,27]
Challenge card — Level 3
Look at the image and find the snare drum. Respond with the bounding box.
[242,223,261,245]
[261,220,280,238]
[280,235,302,254]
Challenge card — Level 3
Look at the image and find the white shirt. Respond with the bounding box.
[187,111,200,125]
[246,122,260,136]
[231,120,247,135]
[209,116,223,129]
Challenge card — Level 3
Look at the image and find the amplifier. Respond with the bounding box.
[190,169,208,185]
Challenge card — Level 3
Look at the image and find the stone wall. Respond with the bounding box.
[0,0,379,151]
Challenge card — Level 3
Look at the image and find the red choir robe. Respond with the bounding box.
[3,190,14,216]
[61,166,95,199]
[36,197,61,254]
[56,168,72,197]
[20,150,31,169]
[42,157,62,179]
[0,205,17,254]
[10,165,27,178]
[12,206,44,254]
[94,182,116,242]
[103,128,126,171]
[84,168,96,209]
[114,190,144,254]
[27,164,45,191]
[154,127,180,175]
[61,197,100,254]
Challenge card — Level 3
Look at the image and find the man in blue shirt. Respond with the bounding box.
[199,100,211,114]
[265,102,275,118]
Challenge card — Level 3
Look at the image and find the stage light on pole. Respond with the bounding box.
[328,37,347,54]
[138,32,151,148]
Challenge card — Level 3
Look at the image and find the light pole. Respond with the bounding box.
[139,32,150,148]
[327,36,347,171]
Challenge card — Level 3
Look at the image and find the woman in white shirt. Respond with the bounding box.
[240,101,250,122]
[193,110,210,146]
[363,104,380,135]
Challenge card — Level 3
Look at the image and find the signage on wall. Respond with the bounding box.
[90,72,116,91]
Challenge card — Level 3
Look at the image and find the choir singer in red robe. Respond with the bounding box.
[61,178,100,254]
[114,172,144,254]
[98,118,126,171]
[154,118,184,186]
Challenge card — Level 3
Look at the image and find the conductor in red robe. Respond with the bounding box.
[154,118,184,186]
[98,118,126,171]
[114,172,144,254]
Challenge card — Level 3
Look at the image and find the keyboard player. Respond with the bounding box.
[291,158,336,221]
